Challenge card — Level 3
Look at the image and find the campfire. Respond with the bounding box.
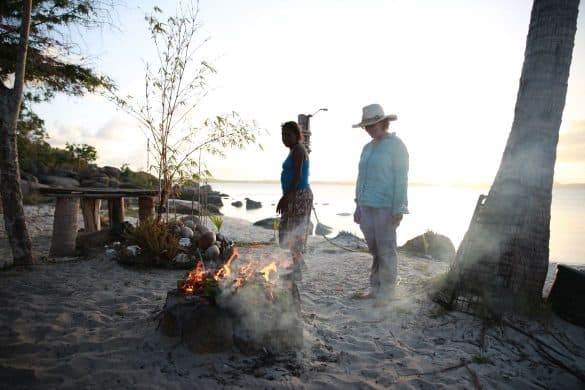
[178,248,281,300]
[160,245,302,354]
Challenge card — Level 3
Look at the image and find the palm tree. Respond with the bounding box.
[0,0,33,265]
[439,0,580,314]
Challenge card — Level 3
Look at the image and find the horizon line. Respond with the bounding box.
[206,178,585,188]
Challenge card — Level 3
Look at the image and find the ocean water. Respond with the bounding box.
[211,181,585,265]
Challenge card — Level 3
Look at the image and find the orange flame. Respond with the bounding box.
[179,247,287,296]
[260,261,277,282]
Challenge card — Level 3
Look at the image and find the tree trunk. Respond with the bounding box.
[0,0,34,266]
[441,0,580,314]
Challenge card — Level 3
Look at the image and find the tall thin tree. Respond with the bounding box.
[439,0,580,314]
[0,0,33,265]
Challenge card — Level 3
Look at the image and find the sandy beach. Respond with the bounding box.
[1,205,584,389]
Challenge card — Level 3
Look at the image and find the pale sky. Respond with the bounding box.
[35,0,585,185]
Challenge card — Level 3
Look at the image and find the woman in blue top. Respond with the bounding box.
[276,121,313,280]
[353,104,409,300]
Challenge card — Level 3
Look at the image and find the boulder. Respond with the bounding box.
[315,222,333,236]
[400,231,455,261]
[253,217,279,230]
[245,198,262,210]
[102,166,122,179]
[231,201,243,208]
[38,175,80,188]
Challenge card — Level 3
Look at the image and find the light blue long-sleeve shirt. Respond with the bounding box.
[355,132,409,214]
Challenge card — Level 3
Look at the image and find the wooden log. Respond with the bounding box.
[81,198,101,233]
[108,197,125,226]
[49,196,80,257]
[138,196,155,222]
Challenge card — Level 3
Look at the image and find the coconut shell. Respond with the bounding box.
[198,231,216,250]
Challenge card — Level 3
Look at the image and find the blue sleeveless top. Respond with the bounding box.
[281,145,310,193]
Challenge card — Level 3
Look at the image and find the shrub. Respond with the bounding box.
[124,218,180,265]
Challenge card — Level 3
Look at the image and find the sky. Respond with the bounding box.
[35,0,585,185]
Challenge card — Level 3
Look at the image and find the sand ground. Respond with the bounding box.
[1,205,584,389]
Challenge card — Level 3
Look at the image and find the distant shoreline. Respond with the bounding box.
[207,179,585,190]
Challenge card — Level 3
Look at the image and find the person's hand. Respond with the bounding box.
[353,206,361,224]
[392,214,403,227]
[277,193,295,214]
[276,196,287,215]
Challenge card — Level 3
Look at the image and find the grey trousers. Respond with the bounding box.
[358,206,398,295]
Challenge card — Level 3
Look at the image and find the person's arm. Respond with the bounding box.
[391,138,409,225]
[276,145,304,214]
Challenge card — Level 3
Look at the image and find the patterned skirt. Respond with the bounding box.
[278,188,313,255]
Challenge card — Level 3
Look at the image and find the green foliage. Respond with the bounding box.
[120,164,158,188]
[0,0,115,102]
[208,215,223,232]
[2,1,115,167]
[124,218,180,265]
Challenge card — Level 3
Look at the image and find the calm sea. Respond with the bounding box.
[211,181,585,265]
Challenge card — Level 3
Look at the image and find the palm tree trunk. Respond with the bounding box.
[0,0,34,266]
[442,0,580,313]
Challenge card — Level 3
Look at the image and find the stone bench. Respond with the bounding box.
[39,187,159,257]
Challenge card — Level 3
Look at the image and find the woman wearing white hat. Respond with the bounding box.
[353,103,409,300]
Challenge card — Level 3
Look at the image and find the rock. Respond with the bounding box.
[245,198,262,210]
[80,179,108,188]
[183,220,196,230]
[102,166,122,179]
[125,245,141,256]
[198,231,216,250]
[253,217,279,230]
[180,215,202,226]
[231,201,243,207]
[206,244,220,260]
[400,231,456,261]
[105,248,117,260]
[179,238,192,247]
[54,169,79,179]
[173,253,194,266]
[206,204,222,215]
[315,222,333,236]
[181,226,194,238]
[168,199,202,215]
[38,175,80,188]
[79,165,99,179]
[195,224,210,234]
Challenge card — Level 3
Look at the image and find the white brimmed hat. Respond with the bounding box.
[352,104,397,128]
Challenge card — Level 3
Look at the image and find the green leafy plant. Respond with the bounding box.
[273,218,280,242]
[209,215,224,232]
[124,218,180,265]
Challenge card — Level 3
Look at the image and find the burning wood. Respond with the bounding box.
[160,246,303,354]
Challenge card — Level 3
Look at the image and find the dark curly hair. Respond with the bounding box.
[281,121,304,143]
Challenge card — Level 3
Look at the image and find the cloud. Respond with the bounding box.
[46,114,148,170]
[557,120,585,163]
